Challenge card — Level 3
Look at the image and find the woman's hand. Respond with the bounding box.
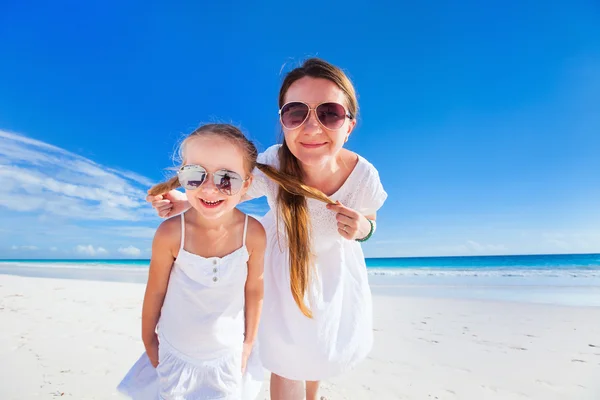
[326,201,372,241]
[145,190,189,218]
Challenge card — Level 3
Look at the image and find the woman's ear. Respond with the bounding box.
[346,118,356,137]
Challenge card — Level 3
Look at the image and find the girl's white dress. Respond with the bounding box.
[118,213,264,400]
[247,145,388,381]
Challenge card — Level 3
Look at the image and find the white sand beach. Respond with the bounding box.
[1,273,599,399]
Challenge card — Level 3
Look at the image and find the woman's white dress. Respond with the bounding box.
[247,145,387,381]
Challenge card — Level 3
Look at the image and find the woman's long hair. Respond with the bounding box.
[275,58,359,317]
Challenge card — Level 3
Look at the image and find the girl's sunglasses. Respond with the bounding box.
[279,101,353,130]
[177,165,249,196]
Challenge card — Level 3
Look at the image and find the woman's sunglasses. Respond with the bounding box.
[279,101,353,130]
[177,165,249,196]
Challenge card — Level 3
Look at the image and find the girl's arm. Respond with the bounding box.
[241,217,266,370]
[141,219,178,366]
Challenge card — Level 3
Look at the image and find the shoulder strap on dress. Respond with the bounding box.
[179,213,186,250]
[242,214,249,246]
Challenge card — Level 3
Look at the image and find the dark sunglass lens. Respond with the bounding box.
[214,171,242,196]
[187,179,204,188]
[316,103,346,129]
[281,102,309,129]
[179,168,206,190]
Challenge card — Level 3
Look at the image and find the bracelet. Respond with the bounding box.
[356,218,374,242]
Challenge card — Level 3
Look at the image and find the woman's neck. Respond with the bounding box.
[300,150,357,196]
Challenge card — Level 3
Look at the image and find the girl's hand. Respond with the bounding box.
[241,342,253,374]
[145,190,189,218]
[326,201,372,241]
[145,334,160,368]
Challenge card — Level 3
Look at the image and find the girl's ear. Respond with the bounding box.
[240,174,254,196]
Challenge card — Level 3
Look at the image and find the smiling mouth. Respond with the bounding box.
[300,142,327,148]
[200,199,224,208]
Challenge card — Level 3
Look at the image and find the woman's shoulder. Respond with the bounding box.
[343,150,381,182]
[257,144,282,165]
[336,150,387,211]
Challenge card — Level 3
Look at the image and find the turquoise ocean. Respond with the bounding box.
[1,253,599,277]
[1,253,599,306]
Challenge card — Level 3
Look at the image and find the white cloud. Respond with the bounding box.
[541,231,600,253]
[106,167,156,188]
[106,226,157,239]
[367,227,600,258]
[368,237,509,257]
[118,245,141,257]
[466,240,506,253]
[75,245,108,256]
[50,247,58,252]
[10,245,39,251]
[0,129,156,221]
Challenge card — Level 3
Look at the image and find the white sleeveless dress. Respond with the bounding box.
[117,213,264,400]
[247,145,388,381]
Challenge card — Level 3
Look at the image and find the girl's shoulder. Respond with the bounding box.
[153,215,183,251]
[156,214,181,236]
[240,213,266,255]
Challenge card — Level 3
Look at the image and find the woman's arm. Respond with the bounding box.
[146,190,191,218]
[141,219,177,366]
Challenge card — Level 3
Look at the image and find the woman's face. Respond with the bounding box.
[281,77,355,168]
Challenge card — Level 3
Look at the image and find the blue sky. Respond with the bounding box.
[1,0,599,259]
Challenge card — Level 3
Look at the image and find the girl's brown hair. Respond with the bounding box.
[276,58,359,317]
[147,126,336,311]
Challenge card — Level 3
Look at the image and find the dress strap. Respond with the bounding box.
[242,214,249,246]
[179,213,186,251]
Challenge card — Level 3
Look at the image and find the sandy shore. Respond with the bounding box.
[1,274,599,399]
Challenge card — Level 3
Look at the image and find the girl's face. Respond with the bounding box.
[281,76,356,168]
[180,135,251,220]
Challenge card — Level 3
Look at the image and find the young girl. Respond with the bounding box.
[119,124,334,399]
[149,59,387,400]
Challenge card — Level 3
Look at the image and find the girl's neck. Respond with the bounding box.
[185,208,237,231]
